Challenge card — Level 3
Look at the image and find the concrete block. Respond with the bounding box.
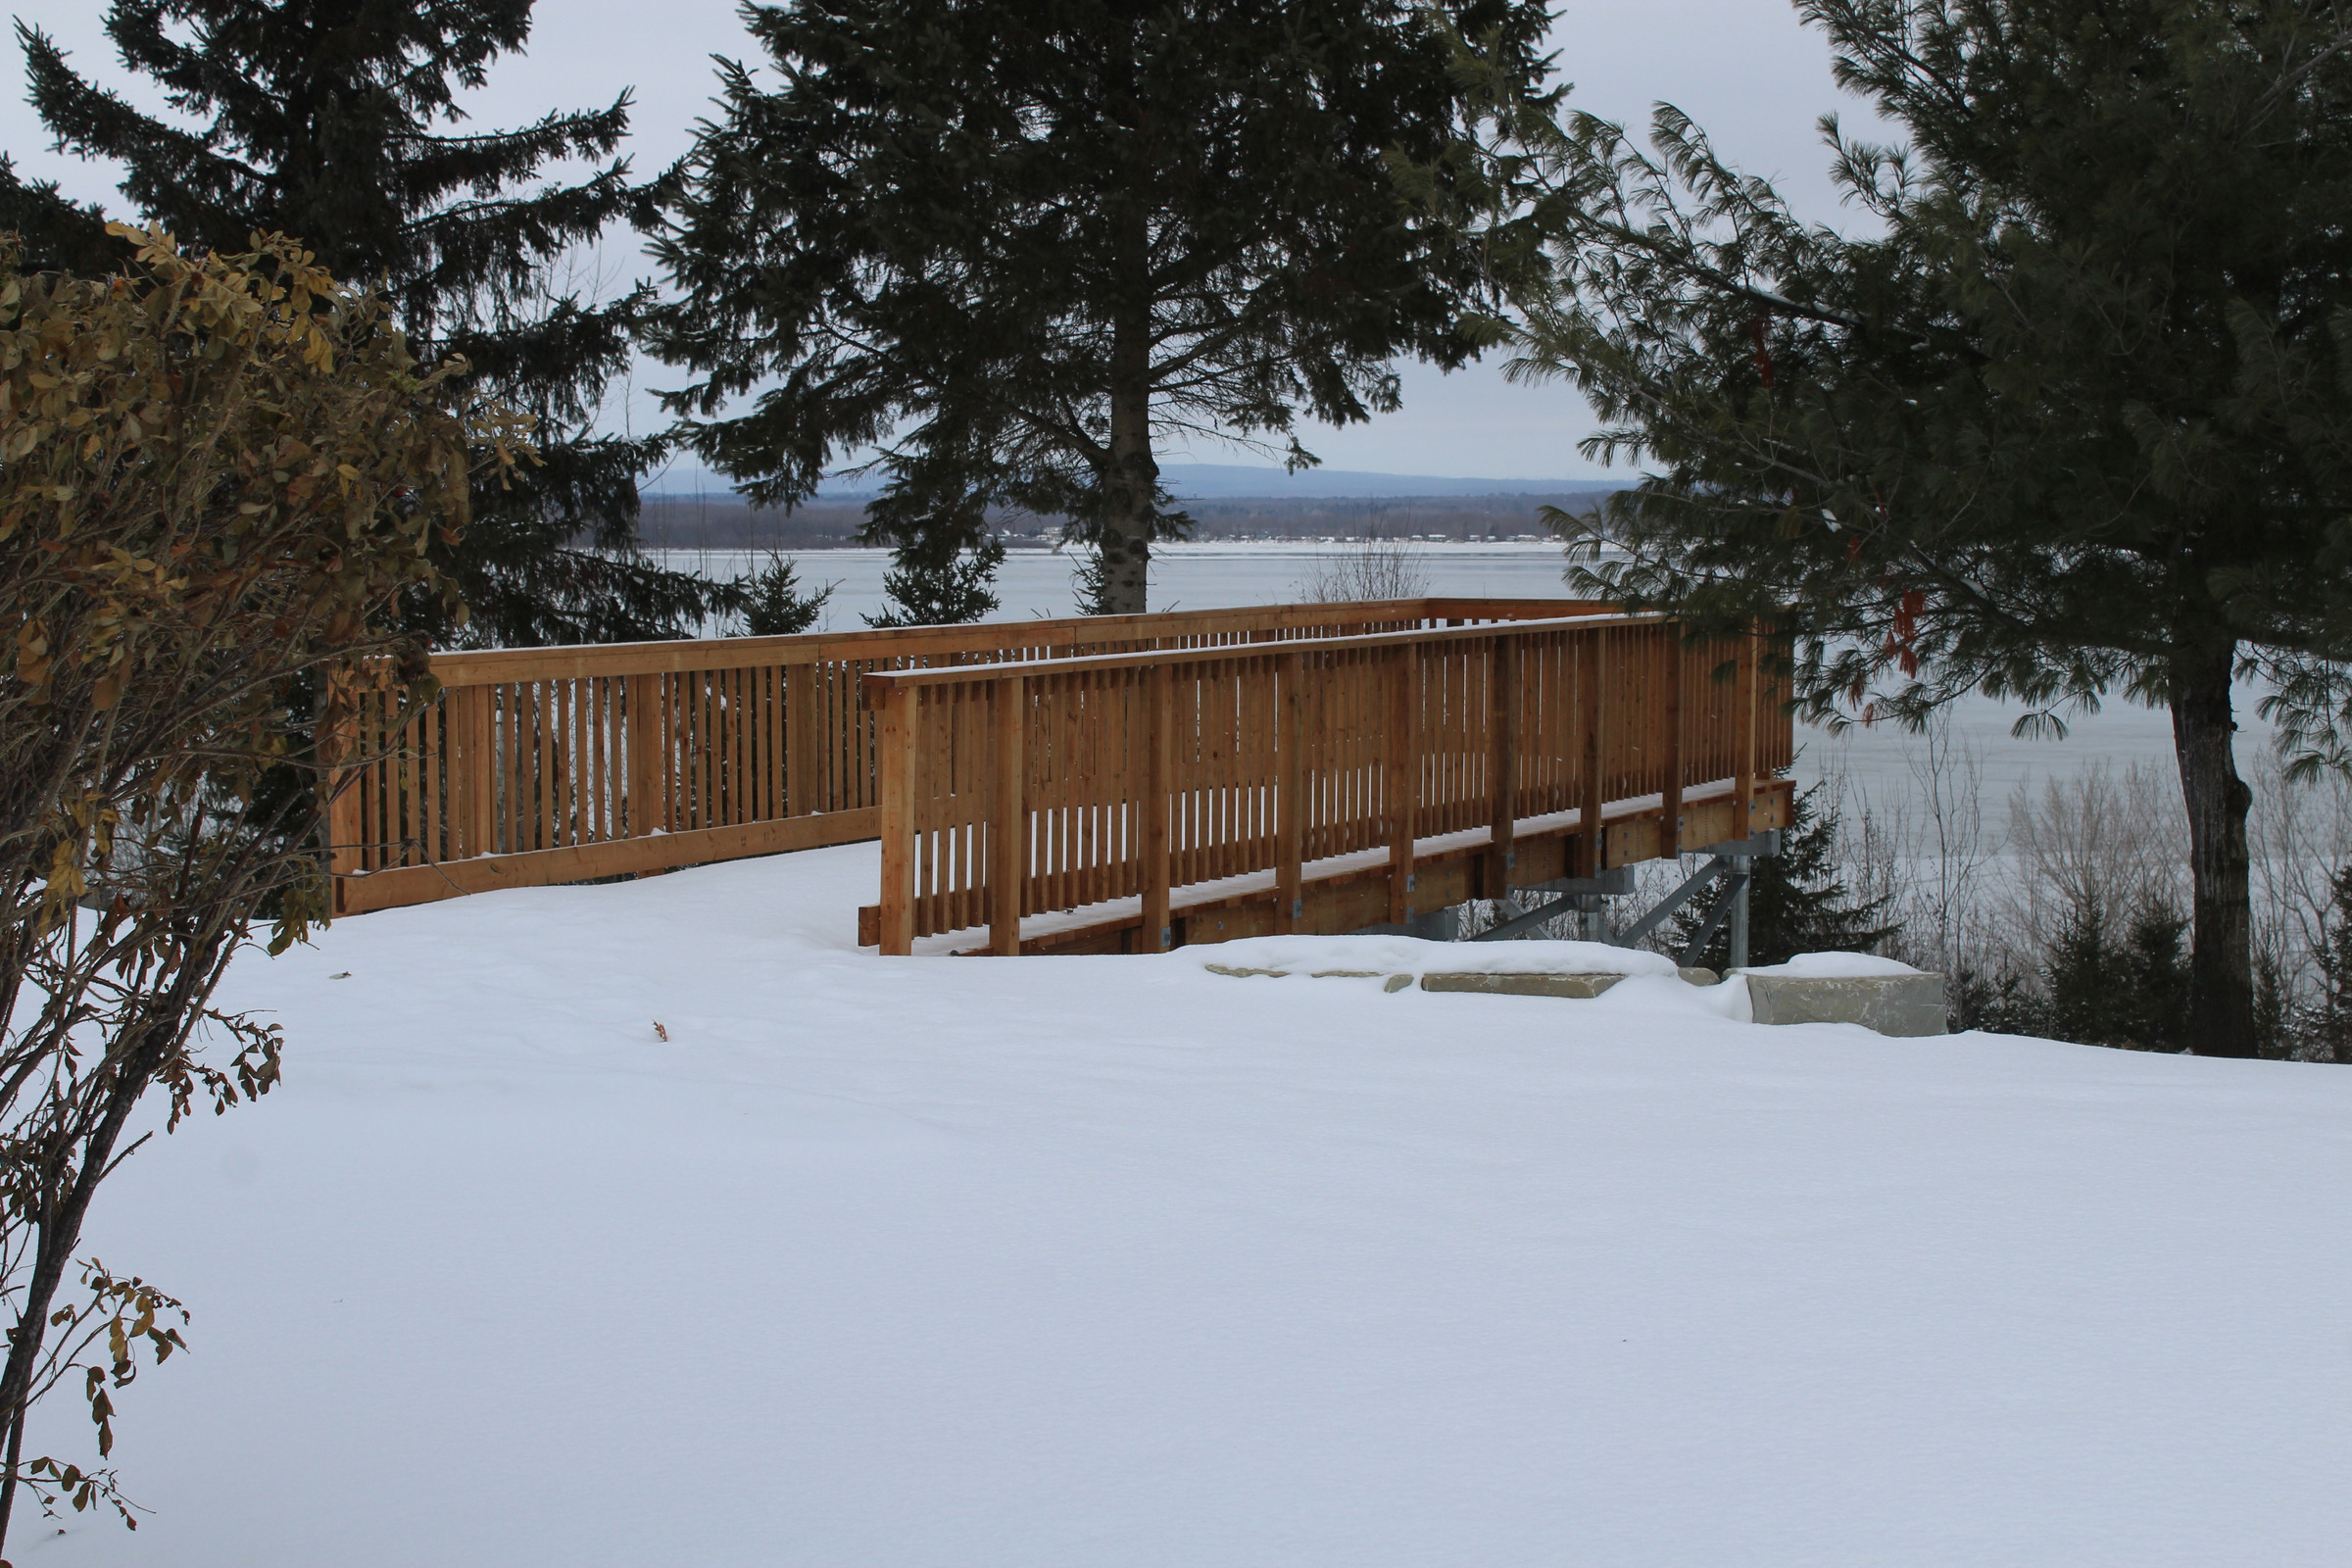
[1419,971,1625,1000]
[1678,967,1720,986]
[1744,973,1947,1037]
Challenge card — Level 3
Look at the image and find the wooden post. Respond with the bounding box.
[989,674,1027,956]
[1734,624,1760,838]
[787,658,822,816]
[1141,664,1173,951]
[1388,644,1417,924]
[1580,626,1606,878]
[1486,633,1518,899]
[875,679,918,955]
[1276,651,1304,933]
[1658,632,1684,857]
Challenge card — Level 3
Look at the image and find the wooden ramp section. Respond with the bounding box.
[323,599,1598,916]
[857,613,1793,956]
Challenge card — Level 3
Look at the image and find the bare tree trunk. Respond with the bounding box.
[0,994,189,1563]
[0,1398,24,1557]
[1096,306,1155,617]
[2171,638,2257,1056]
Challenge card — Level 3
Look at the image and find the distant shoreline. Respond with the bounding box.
[636,489,1615,551]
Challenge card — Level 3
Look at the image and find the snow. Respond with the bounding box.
[1737,952,1926,978]
[21,842,2352,1566]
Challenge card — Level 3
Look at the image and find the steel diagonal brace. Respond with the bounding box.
[1463,831,1780,949]
[1675,868,1749,967]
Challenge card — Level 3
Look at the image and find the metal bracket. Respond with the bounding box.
[1468,832,1783,949]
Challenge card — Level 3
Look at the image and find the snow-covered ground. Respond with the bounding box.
[25,842,2352,1566]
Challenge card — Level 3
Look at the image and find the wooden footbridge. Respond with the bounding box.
[324,599,1792,953]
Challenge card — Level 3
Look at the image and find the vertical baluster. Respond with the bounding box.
[553,679,572,847]
[623,674,652,836]
[420,697,442,863]
[875,680,917,954]
[1735,623,1759,837]
[1141,663,1172,952]
[320,672,360,911]
[1276,651,1304,932]
[787,659,820,815]
[1658,631,1684,857]
[1581,626,1607,878]
[991,674,1026,955]
[1388,644,1417,925]
[1488,634,1519,898]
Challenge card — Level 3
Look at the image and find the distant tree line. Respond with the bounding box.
[633,492,1612,553]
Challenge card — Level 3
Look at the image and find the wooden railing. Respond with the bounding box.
[860,613,1791,955]
[325,598,1592,915]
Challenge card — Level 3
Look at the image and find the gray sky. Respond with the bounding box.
[2,1,1881,480]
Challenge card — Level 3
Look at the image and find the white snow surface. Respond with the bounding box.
[23,842,2352,1566]
[1197,933,1680,977]
[1737,951,1926,978]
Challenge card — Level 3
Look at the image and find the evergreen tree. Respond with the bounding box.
[736,553,836,637]
[1675,778,1895,968]
[2037,892,2123,1047]
[648,0,1551,617]
[2034,891,2192,1051]
[1436,0,2352,1056]
[864,537,1006,630]
[2304,864,2352,1062]
[1951,961,2040,1037]
[15,0,730,646]
[0,157,116,275]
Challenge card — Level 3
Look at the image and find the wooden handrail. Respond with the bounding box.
[856,611,1650,692]
[327,597,1599,917]
[864,613,1791,956]
[421,597,1606,685]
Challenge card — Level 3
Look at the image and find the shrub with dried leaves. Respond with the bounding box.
[0,222,518,1553]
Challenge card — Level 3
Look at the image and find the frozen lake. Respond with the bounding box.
[660,541,2268,808]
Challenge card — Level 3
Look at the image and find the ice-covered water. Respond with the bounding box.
[664,541,2272,808]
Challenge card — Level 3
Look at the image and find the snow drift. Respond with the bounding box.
[24,842,2352,1566]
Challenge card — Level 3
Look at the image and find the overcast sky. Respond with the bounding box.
[2,1,1883,481]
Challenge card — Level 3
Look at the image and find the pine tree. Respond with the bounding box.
[864,538,1006,630]
[1438,0,2352,1056]
[2039,892,2125,1047]
[0,158,116,275]
[15,0,730,646]
[1675,778,1895,968]
[2305,864,2352,1062]
[2033,892,2191,1052]
[736,554,836,638]
[648,0,1551,618]
[2117,901,2192,1052]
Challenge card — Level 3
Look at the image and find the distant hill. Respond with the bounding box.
[640,462,1622,503]
[1157,464,1619,500]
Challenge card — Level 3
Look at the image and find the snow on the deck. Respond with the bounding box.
[27,841,2352,1566]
